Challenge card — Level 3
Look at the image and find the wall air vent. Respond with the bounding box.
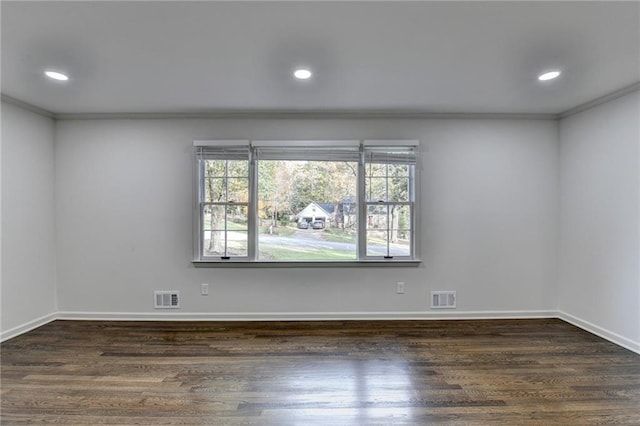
[431,291,456,309]
[154,291,180,309]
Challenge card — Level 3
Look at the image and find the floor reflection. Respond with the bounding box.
[250,358,416,423]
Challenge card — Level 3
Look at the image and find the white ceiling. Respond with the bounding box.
[2,1,639,116]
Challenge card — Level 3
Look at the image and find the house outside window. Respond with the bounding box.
[194,140,419,264]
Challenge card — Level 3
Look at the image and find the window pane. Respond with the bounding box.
[390,205,411,256]
[389,238,411,256]
[204,178,225,203]
[227,160,248,177]
[203,205,225,230]
[366,163,387,177]
[365,163,413,203]
[226,205,248,231]
[366,177,387,202]
[227,231,248,257]
[388,164,409,177]
[203,230,225,256]
[257,160,357,260]
[204,178,248,203]
[367,204,389,256]
[204,160,226,178]
[366,204,389,230]
[392,205,411,233]
[202,205,248,257]
[388,176,410,202]
[366,230,388,256]
[226,178,249,203]
[366,204,412,257]
[224,205,248,257]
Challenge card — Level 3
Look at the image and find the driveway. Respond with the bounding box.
[259,229,357,252]
[259,229,402,256]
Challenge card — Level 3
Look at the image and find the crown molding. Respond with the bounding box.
[1,94,55,119]
[53,110,558,121]
[559,82,640,119]
[3,83,639,121]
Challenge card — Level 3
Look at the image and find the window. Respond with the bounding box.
[194,140,418,264]
[196,143,250,259]
[364,146,415,258]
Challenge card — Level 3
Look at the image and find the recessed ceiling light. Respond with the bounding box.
[293,68,312,80]
[538,70,561,81]
[45,70,69,81]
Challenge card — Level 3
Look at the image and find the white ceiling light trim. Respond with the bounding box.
[538,70,561,81]
[44,70,69,81]
[293,68,312,80]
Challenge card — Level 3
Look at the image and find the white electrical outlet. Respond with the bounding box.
[396,282,405,294]
[201,283,209,295]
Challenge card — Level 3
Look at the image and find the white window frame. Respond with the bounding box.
[193,139,420,266]
[194,140,253,261]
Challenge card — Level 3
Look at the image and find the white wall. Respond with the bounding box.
[558,91,640,351]
[54,118,559,318]
[4,92,639,353]
[1,102,57,337]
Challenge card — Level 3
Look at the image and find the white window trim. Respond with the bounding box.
[251,139,361,148]
[193,139,421,266]
[194,139,251,147]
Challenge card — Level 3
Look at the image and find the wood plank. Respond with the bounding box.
[1,319,639,425]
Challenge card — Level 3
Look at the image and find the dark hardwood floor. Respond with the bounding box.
[1,319,639,425]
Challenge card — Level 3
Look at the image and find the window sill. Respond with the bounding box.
[192,260,422,268]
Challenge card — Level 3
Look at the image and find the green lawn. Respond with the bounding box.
[320,229,357,244]
[227,220,247,230]
[259,225,297,237]
[204,219,247,231]
[258,244,356,261]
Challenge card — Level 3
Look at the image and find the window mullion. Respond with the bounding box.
[248,148,258,260]
[410,202,415,259]
[386,205,391,258]
[223,203,228,258]
[195,156,204,260]
[409,166,416,259]
[385,165,391,258]
[357,146,366,260]
[224,161,229,258]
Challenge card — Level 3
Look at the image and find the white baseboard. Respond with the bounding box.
[0,312,57,343]
[55,310,557,322]
[558,311,640,355]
